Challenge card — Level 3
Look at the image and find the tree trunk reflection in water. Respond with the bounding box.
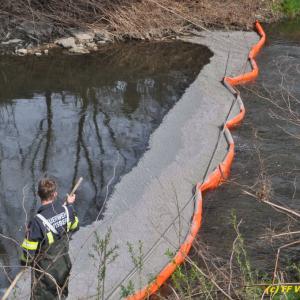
[0,41,213,287]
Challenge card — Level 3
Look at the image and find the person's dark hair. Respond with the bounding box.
[38,178,57,201]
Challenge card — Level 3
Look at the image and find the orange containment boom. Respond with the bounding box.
[126,20,266,300]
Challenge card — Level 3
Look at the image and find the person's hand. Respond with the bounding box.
[66,194,76,204]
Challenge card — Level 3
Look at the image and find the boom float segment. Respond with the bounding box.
[126,20,266,300]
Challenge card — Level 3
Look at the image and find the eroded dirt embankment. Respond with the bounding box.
[0,0,278,55]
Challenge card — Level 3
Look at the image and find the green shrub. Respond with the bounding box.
[281,0,300,17]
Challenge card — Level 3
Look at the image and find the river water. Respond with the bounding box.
[0,41,212,288]
[201,19,300,282]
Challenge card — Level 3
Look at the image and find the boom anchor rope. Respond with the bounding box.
[126,20,266,300]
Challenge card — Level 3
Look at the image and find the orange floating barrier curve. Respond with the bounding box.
[126,20,266,300]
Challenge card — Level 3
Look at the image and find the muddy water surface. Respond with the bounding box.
[201,19,300,279]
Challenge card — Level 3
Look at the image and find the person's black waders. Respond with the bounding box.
[31,235,71,300]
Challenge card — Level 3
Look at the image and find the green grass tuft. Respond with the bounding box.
[281,0,300,17]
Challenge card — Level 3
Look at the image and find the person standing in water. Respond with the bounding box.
[20,178,79,299]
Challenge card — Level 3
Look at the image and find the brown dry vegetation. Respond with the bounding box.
[0,0,280,41]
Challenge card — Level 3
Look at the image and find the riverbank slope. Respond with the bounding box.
[10,28,259,299]
[0,0,277,55]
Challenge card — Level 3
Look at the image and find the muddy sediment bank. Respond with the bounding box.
[11,29,259,299]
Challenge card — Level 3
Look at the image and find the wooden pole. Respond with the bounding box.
[69,177,83,196]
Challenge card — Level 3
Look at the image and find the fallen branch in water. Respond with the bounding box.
[242,190,300,219]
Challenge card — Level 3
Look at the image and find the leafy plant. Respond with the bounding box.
[89,228,119,300]
[281,0,300,17]
[127,240,144,290]
[119,240,144,298]
[120,280,135,298]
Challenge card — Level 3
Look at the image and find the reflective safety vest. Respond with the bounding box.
[35,205,71,245]
[20,202,79,265]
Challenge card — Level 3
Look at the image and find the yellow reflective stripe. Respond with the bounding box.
[21,239,38,251]
[70,216,79,230]
[47,232,54,245]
